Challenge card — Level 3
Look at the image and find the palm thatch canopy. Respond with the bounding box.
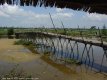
[0,0,107,14]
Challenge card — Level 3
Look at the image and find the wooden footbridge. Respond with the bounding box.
[15,31,107,73]
[15,32,107,49]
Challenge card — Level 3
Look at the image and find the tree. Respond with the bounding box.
[7,27,14,38]
[7,28,14,36]
[90,26,96,30]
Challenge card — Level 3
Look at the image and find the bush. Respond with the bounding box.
[44,51,50,56]
[64,58,82,65]
[0,64,32,79]
[14,40,39,54]
[7,28,14,35]
[14,40,32,46]
[7,28,14,39]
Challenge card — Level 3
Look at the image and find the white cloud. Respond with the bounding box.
[57,13,73,17]
[84,13,107,21]
[0,11,9,17]
[1,3,106,28]
[0,3,74,27]
[0,3,73,19]
[52,12,74,19]
[56,8,64,12]
[0,3,23,16]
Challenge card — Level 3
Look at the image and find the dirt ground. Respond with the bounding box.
[0,39,107,80]
[0,39,39,63]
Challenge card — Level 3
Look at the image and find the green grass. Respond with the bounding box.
[14,40,39,54]
[0,64,32,80]
[14,40,32,45]
[64,58,82,65]
[0,27,107,41]
[0,29,7,35]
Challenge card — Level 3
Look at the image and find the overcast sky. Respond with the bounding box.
[0,3,107,28]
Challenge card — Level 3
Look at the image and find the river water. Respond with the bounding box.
[35,38,107,72]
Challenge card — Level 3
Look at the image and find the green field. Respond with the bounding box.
[0,27,107,41]
[0,29,7,35]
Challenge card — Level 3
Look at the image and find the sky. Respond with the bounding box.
[0,3,107,28]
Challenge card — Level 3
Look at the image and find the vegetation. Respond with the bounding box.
[90,26,96,30]
[14,40,32,45]
[7,27,14,38]
[0,28,7,38]
[41,53,76,74]
[64,58,82,65]
[0,64,32,80]
[43,51,50,56]
[0,29,7,35]
[7,28,14,35]
[0,25,107,38]
[14,40,39,54]
[0,25,107,41]
[102,24,107,36]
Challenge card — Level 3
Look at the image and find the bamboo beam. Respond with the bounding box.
[15,32,107,49]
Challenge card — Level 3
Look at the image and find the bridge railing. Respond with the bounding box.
[15,30,107,73]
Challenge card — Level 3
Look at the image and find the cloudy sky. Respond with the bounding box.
[0,3,107,28]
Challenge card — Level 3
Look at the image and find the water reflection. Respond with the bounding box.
[35,38,107,72]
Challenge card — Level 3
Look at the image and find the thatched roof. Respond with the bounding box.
[0,0,107,14]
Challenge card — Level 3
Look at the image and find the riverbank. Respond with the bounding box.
[0,39,39,63]
[0,39,107,80]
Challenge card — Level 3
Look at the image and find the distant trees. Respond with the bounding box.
[89,26,97,35]
[102,24,107,36]
[90,26,96,30]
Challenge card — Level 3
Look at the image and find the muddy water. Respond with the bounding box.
[0,39,107,80]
